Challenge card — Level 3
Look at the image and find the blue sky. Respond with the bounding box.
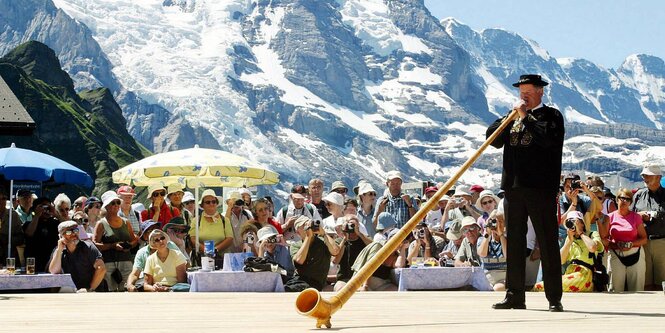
[424,0,665,69]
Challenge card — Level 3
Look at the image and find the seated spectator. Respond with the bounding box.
[605,188,648,292]
[1,191,24,265]
[308,178,330,219]
[352,229,410,291]
[333,215,373,291]
[238,223,259,255]
[322,192,346,235]
[182,191,197,216]
[407,221,445,263]
[373,212,397,243]
[439,219,463,266]
[141,184,179,228]
[143,230,189,292]
[330,181,348,199]
[424,194,450,231]
[71,211,91,240]
[534,211,604,292]
[257,226,295,277]
[194,189,234,258]
[163,216,191,263]
[93,191,138,292]
[451,185,481,220]
[71,196,87,217]
[454,217,483,267]
[53,193,71,222]
[286,216,340,292]
[23,197,59,272]
[631,164,665,291]
[475,190,499,229]
[48,221,106,292]
[478,210,507,291]
[126,220,180,292]
[225,191,253,251]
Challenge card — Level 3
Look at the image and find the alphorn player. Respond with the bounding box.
[486,74,565,312]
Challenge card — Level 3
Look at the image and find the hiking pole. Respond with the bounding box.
[295,109,519,328]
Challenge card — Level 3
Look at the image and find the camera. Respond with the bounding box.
[570,180,582,190]
[307,220,321,231]
[417,229,426,238]
[244,234,255,244]
[266,236,278,244]
[564,218,576,230]
[120,241,131,249]
[487,218,498,229]
[342,222,355,234]
[234,199,245,207]
[455,198,464,204]
[41,205,50,210]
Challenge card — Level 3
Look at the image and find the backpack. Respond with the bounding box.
[281,204,315,221]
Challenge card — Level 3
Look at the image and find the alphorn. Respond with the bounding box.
[295,109,519,328]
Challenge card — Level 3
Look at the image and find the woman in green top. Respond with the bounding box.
[533,210,604,292]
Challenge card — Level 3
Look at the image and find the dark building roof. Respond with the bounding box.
[0,73,35,136]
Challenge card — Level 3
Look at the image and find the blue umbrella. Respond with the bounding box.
[1,143,93,256]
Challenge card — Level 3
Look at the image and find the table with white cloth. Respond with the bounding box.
[222,252,253,272]
[187,270,284,292]
[0,273,77,292]
[391,267,493,291]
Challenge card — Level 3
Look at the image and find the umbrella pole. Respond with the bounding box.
[7,180,13,259]
[195,186,199,257]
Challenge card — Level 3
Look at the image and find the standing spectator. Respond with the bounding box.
[277,186,319,242]
[53,193,71,222]
[193,189,234,257]
[487,74,565,312]
[182,191,196,217]
[238,187,253,209]
[84,196,102,230]
[23,197,59,272]
[246,198,283,235]
[93,191,138,291]
[534,211,604,292]
[322,192,347,235]
[48,221,106,292]
[606,188,648,292]
[141,185,179,228]
[559,182,602,247]
[71,211,91,240]
[631,164,665,290]
[454,217,483,267]
[343,198,358,216]
[287,216,340,292]
[603,188,617,216]
[225,191,253,251]
[423,190,447,229]
[475,190,499,229]
[1,191,24,265]
[117,185,141,237]
[356,181,377,238]
[373,171,418,229]
[470,185,485,207]
[308,178,329,219]
[14,189,34,224]
[166,183,191,226]
[559,172,592,216]
[450,185,481,220]
[330,181,348,199]
[71,196,87,217]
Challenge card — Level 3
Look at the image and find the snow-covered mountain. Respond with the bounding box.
[5,0,665,192]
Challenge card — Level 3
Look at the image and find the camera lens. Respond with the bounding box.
[565,219,576,230]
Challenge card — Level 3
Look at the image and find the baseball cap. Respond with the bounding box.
[386,170,402,181]
[424,186,438,194]
[470,185,485,193]
[116,185,136,196]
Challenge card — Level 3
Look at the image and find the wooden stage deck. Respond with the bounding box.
[1,291,663,332]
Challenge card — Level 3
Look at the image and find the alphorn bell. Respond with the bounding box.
[295,109,520,328]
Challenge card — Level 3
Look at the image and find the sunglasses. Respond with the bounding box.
[107,200,121,207]
[64,228,79,236]
[152,191,166,198]
[463,226,480,233]
[171,228,188,234]
[364,192,377,197]
[481,200,494,205]
[617,196,632,202]
[152,236,166,243]
[333,189,348,194]
[203,200,218,205]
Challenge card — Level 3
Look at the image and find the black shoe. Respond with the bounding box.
[548,302,564,312]
[492,297,526,310]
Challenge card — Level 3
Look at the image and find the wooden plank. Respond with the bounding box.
[0,291,663,332]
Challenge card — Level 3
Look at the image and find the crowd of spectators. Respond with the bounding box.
[1,164,663,293]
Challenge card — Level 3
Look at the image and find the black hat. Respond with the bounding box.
[163,216,190,233]
[16,189,34,197]
[512,74,549,87]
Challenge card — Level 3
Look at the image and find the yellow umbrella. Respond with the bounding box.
[112,145,279,188]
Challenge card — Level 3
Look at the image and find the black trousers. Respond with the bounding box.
[504,187,562,304]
